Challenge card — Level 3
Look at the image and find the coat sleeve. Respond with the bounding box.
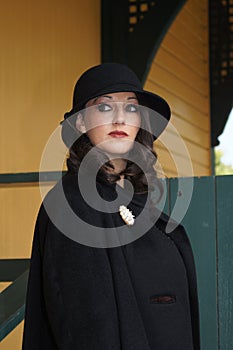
[167,224,201,350]
[22,205,58,350]
[22,194,122,350]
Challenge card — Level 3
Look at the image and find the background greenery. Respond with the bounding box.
[215,149,233,175]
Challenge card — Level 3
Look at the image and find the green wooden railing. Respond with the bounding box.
[0,173,233,349]
[0,260,29,341]
[0,172,64,341]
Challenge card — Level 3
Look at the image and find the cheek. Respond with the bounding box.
[131,115,141,129]
[86,125,108,145]
[131,123,141,137]
[84,114,110,131]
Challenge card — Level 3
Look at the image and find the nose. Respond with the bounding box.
[112,103,126,125]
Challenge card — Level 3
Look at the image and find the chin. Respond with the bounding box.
[100,141,135,157]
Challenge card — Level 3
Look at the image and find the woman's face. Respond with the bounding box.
[76,92,141,157]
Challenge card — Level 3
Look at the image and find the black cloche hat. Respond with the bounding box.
[61,63,171,146]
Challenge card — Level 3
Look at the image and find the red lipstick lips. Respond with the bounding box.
[108,131,128,138]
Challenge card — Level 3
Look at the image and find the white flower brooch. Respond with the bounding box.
[119,205,135,226]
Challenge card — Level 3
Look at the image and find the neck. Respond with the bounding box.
[110,158,127,174]
[109,158,127,188]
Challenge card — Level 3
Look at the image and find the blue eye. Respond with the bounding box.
[125,104,139,113]
[97,103,112,112]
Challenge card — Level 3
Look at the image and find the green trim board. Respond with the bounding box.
[0,171,66,185]
[169,176,218,350]
[216,175,233,350]
[209,0,233,147]
[101,0,187,82]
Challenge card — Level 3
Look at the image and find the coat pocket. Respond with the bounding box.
[149,294,176,304]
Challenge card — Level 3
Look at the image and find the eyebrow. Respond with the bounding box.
[127,96,138,100]
[93,95,138,102]
[93,96,111,103]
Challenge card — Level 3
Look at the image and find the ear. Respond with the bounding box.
[75,113,86,133]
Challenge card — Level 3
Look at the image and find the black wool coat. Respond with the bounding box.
[22,172,200,350]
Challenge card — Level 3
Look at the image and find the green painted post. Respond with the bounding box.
[151,178,170,215]
[169,177,218,350]
[216,175,233,350]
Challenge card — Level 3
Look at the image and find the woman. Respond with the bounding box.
[22,63,200,349]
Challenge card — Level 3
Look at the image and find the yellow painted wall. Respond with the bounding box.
[145,0,211,177]
[0,0,100,348]
[1,0,211,347]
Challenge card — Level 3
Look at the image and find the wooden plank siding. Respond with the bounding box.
[0,0,101,349]
[0,0,101,174]
[145,0,211,177]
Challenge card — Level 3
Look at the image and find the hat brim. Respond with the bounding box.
[65,84,170,122]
